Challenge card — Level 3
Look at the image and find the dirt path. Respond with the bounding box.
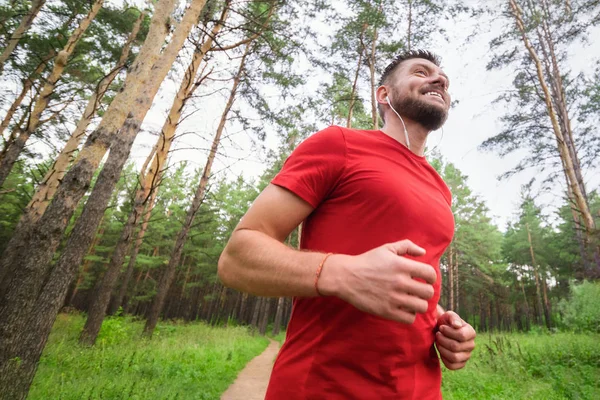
[221,339,280,400]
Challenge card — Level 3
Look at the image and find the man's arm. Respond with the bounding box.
[218,184,438,324]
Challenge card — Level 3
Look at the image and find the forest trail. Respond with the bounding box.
[221,339,280,400]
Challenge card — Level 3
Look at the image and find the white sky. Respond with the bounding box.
[4,0,599,231]
[126,2,599,231]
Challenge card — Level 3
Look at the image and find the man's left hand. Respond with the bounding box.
[435,311,476,370]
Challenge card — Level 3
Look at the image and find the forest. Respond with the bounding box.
[0,0,599,399]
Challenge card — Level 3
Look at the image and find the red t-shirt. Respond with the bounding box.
[266,126,454,400]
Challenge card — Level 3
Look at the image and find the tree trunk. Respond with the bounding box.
[143,43,250,338]
[454,253,459,313]
[525,222,545,326]
[407,0,413,51]
[79,146,157,346]
[25,10,144,221]
[510,0,596,244]
[67,219,106,306]
[0,1,185,396]
[0,0,104,189]
[367,15,380,130]
[250,297,262,331]
[0,50,54,144]
[0,0,46,75]
[346,23,367,129]
[449,245,454,310]
[259,297,272,336]
[272,297,285,336]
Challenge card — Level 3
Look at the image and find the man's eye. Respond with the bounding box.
[415,70,427,76]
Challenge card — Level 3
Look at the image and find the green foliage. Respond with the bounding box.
[29,313,270,400]
[442,333,600,399]
[558,281,600,333]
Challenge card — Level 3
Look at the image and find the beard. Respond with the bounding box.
[391,91,448,131]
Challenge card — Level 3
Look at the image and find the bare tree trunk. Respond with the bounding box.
[143,43,250,337]
[449,245,454,310]
[272,297,285,336]
[0,1,184,396]
[67,219,106,306]
[259,297,272,336]
[510,0,596,243]
[346,23,367,129]
[79,146,157,346]
[526,222,545,326]
[407,0,413,51]
[0,0,104,188]
[109,186,158,315]
[26,10,144,221]
[0,0,46,75]
[454,253,459,313]
[0,50,54,144]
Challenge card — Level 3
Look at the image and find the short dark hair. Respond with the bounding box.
[377,50,442,123]
[378,49,441,87]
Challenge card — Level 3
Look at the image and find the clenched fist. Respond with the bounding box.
[320,240,437,324]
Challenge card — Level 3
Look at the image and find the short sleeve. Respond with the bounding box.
[271,126,346,208]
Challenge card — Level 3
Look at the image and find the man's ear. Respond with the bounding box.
[375,86,389,105]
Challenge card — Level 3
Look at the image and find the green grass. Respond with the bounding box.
[29,313,269,400]
[29,315,600,400]
[442,332,600,399]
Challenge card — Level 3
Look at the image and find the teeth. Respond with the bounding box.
[425,92,442,99]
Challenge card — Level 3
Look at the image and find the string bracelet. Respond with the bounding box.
[315,253,333,296]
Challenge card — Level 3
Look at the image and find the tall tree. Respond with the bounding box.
[144,41,253,337]
[0,0,104,188]
[79,2,230,345]
[25,9,146,221]
[0,0,46,75]
[481,0,600,274]
[0,1,204,397]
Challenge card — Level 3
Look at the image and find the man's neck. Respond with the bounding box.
[380,117,430,156]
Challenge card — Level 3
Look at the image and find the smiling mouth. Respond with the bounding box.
[424,91,445,104]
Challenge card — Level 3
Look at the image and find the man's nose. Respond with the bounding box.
[430,73,448,90]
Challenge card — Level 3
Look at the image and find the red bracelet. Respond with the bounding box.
[315,253,333,296]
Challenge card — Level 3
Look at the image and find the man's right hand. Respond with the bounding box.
[319,240,436,324]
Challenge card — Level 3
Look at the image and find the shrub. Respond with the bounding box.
[558,281,600,333]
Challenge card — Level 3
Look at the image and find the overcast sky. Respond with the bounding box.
[90,1,599,230]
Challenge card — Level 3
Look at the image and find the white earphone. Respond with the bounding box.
[384,94,443,156]
[385,95,411,150]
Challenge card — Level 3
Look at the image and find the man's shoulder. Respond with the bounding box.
[309,125,379,143]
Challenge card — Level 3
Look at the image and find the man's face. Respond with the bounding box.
[387,58,451,131]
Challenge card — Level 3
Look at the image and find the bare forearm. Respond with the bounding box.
[218,228,346,297]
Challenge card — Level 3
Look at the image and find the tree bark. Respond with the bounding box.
[0,50,55,147]
[143,43,250,337]
[526,222,545,326]
[449,245,454,310]
[346,23,367,129]
[259,297,272,335]
[0,0,104,188]
[407,0,413,51]
[272,297,285,336]
[510,0,596,244]
[0,0,46,75]
[79,145,157,346]
[25,10,144,221]
[67,219,106,306]
[0,1,183,396]
[109,186,158,315]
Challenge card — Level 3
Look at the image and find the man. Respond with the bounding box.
[218,49,476,399]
